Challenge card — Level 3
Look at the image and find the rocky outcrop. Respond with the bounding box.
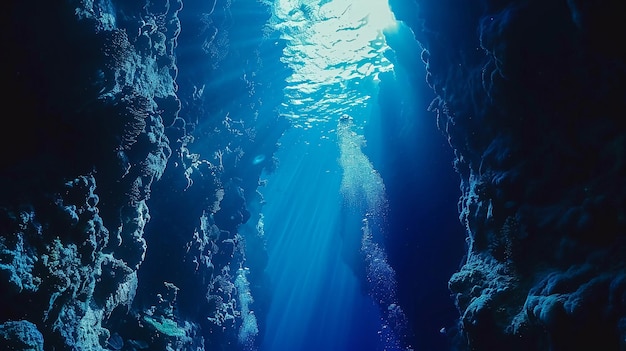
[1,0,286,350]
[0,0,168,350]
[391,0,626,349]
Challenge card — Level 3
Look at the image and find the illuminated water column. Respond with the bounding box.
[260,1,410,350]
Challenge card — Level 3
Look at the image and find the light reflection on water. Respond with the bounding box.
[269,0,396,129]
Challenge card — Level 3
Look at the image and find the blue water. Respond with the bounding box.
[259,130,382,351]
[248,1,413,350]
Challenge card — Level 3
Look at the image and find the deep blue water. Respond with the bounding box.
[236,2,465,350]
[259,130,383,351]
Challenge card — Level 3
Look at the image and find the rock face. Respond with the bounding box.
[391,0,626,349]
[0,1,285,350]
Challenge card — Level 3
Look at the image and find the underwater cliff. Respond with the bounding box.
[1,1,624,351]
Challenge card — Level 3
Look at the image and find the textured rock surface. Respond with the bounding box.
[0,320,44,351]
[1,0,178,347]
[0,1,284,350]
[391,0,626,349]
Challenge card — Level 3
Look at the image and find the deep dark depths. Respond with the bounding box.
[1,0,625,351]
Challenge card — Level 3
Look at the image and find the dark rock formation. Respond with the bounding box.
[0,320,44,350]
[390,0,626,349]
[0,1,284,350]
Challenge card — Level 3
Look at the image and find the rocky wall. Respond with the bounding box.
[390,0,626,349]
[0,0,285,350]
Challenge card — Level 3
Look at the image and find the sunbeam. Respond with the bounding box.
[259,0,411,350]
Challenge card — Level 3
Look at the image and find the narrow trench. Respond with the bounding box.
[257,1,411,350]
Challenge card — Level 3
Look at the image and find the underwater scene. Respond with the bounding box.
[1,0,625,350]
